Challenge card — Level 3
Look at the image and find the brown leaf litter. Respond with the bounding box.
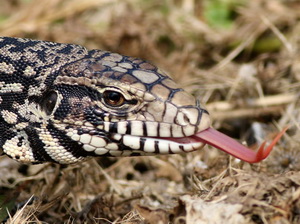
[1,0,300,223]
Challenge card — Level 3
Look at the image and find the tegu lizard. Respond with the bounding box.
[0,37,286,164]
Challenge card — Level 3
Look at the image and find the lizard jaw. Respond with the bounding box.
[110,127,287,162]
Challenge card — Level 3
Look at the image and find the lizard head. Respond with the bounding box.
[0,37,285,164]
[35,51,285,164]
[43,52,211,163]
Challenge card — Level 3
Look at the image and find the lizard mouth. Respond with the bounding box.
[160,127,287,163]
[111,127,286,163]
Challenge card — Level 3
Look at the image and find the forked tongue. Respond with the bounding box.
[193,127,288,163]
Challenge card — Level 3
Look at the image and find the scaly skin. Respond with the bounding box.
[0,37,210,164]
[0,37,285,164]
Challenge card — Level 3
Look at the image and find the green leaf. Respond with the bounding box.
[0,194,16,222]
[203,0,240,29]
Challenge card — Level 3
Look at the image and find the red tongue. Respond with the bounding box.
[193,127,288,163]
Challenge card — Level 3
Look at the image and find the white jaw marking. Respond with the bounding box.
[112,134,204,155]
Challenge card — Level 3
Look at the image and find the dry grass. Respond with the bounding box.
[0,0,300,223]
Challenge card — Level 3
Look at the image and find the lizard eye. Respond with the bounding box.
[103,90,125,107]
[41,91,58,115]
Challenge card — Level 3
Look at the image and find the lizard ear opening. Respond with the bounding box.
[40,91,58,115]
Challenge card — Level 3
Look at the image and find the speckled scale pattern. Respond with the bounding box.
[0,37,210,164]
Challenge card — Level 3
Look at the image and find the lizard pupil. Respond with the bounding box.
[103,90,125,107]
[41,91,58,115]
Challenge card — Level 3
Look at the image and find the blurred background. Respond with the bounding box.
[1,0,300,223]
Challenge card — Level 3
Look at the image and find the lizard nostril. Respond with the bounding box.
[184,113,191,124]
[175,111,189,126]
[174,107,210,136]
[176,108,199,126]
